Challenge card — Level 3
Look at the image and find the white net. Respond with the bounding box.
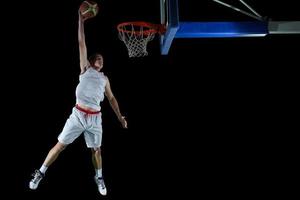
[118,23,156,57]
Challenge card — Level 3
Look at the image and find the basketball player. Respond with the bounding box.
[29,9,127,196]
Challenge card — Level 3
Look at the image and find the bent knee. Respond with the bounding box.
[55,142,67,152]
[91,147,101,154]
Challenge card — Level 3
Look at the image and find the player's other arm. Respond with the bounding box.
[104,77,127,128]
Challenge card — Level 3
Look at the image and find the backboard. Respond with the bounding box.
[159,0,300,55]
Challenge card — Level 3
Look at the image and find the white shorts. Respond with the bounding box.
[58,106,102,148]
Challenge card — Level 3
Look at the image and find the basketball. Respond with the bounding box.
[80,1,99,19]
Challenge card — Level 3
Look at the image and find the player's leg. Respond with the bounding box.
[91,147,107,196]
[84,113,107,195]
[29,142,67,190]
[29,107,85,190]
[42,142,67,168]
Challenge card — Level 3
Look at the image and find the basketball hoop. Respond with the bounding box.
[117,21,166,57]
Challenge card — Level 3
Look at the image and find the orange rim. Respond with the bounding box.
[117,21,165,35]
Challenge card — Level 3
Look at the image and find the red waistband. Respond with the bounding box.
[75,104,101,114]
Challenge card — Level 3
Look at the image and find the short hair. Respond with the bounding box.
[88,53,102,66]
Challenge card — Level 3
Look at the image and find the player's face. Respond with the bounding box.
[94,55,103,71]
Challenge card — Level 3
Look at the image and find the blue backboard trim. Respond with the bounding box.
[175,21,268,38]
[160,0,179,55]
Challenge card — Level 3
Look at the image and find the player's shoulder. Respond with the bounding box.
[102,73,109,80]
[102,73,109,83]
[80,66,91,75]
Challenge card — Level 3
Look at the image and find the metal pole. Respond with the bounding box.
[160,0,166,25]
[212,0,263,21]
[239,0,262,18]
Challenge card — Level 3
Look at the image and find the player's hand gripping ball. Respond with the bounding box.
[80,1,99,19]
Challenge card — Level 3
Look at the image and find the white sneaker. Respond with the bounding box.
[94,176,107,195]
[29,170,44,190]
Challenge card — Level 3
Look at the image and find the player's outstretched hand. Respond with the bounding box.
[120,116,128,129]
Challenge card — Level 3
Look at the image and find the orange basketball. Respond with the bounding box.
[80,1,99,19]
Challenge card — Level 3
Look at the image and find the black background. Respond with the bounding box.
[3,0,299,199]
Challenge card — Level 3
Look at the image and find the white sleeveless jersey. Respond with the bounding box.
[75,68,107,111]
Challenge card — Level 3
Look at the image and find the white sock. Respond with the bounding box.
[95,168,102,178]
[39,165,48,174]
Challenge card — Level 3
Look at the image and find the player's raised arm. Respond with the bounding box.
[78,11,89,74]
